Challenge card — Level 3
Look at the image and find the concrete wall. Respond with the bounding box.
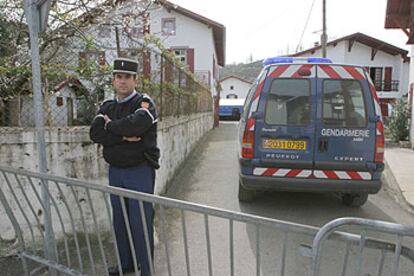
[0,113,213,240]
[410,46,414,148]
[0,112,213,193]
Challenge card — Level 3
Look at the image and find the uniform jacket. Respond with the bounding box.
[90,91,160,168]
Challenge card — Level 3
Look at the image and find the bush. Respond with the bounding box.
[388,99,409,142]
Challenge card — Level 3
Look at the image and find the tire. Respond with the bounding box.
[238,181,256,202]
[341,193,368,207]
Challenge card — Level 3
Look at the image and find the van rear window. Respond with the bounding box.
[322,80,367,127]
[265,79,311,126]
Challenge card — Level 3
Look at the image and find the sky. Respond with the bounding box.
[171,0,411,64]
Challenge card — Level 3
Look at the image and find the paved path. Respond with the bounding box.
[155,122,414,276]
[384,147,414,212]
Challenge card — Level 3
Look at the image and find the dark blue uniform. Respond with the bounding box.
[90,91,159,276]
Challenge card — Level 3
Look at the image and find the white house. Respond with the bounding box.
[19,79,87,127]
[150,0,226,95]
[292,32,410,117]
[384,0,413,146]
[219,75,252,100]
[53,0,225,99]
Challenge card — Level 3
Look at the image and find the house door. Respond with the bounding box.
[67,98,73,126]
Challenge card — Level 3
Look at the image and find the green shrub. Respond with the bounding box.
[388,99,409,142]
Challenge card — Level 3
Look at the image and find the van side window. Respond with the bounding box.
[243,83,258,120]
[265,79,311,126]
[322,79,367,127]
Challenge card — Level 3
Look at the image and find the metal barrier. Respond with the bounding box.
[0,165,413,276]
[309,218,414,276]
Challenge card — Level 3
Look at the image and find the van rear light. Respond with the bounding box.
[242,119,255,159]
[375,121,385,163]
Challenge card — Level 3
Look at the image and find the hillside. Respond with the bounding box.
[219,60,263,82]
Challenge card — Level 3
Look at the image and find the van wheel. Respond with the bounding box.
[238,182,256,202]
[341,193,368,207]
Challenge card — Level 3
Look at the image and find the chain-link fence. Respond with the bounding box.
[0,0,214,134]
[0,52,212,130]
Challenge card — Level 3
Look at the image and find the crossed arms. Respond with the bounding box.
[90,101,156,146]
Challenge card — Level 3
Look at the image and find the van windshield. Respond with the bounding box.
[322,79,367,127]
[265,79,311,126]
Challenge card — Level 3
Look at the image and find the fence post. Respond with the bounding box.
[160,55,164,121]
[23,0,57,273]
[177,69,182,117]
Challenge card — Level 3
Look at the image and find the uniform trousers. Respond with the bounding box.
[109,164,155,276]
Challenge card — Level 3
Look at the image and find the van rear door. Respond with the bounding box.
[253,64,316,177]
[314,64,376,180]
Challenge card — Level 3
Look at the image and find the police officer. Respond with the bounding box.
[90,58,159,276]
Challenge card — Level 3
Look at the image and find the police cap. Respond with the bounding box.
[113,58,139,75]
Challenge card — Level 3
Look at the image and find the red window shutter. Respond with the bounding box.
[187,48,194,73]
[98,51,106,65]
[384,67,392,91]
[165,60,173,82]
[164,50,173,82]
[143,50,151,78]
[212,56,216,79]
[380,101,388,117]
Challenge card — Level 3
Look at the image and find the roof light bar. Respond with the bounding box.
[262,56,332,66]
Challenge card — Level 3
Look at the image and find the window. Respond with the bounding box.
[369,67,383,91]
[226,94,238,99]
[162,18,176,35]
[230,85,234,90]
[56,97,64,107]
[79,51,106,66]
[173,49,187,63]
[243,70,266,121]
[322,80,367,127]
[265,79,311,126]
[128,26,144,38]
[242,84,257,121]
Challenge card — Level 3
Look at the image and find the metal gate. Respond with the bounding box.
[0,165,413,276]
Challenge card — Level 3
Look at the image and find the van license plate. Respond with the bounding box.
[262,139,307,150]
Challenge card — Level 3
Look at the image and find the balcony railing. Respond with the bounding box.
[374,80,399,92]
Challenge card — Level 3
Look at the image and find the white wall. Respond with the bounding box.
[20,88,77,127]
[0,113,213,240]
[220,78,251,99]
[150,8,218,94]
[410,46,414,148]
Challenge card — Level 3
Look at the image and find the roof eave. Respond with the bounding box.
[292,32,408,58]
[157,0,226,65]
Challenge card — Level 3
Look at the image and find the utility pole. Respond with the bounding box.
[321,0,327,58]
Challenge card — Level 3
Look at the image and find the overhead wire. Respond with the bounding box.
[295,0,317,53]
